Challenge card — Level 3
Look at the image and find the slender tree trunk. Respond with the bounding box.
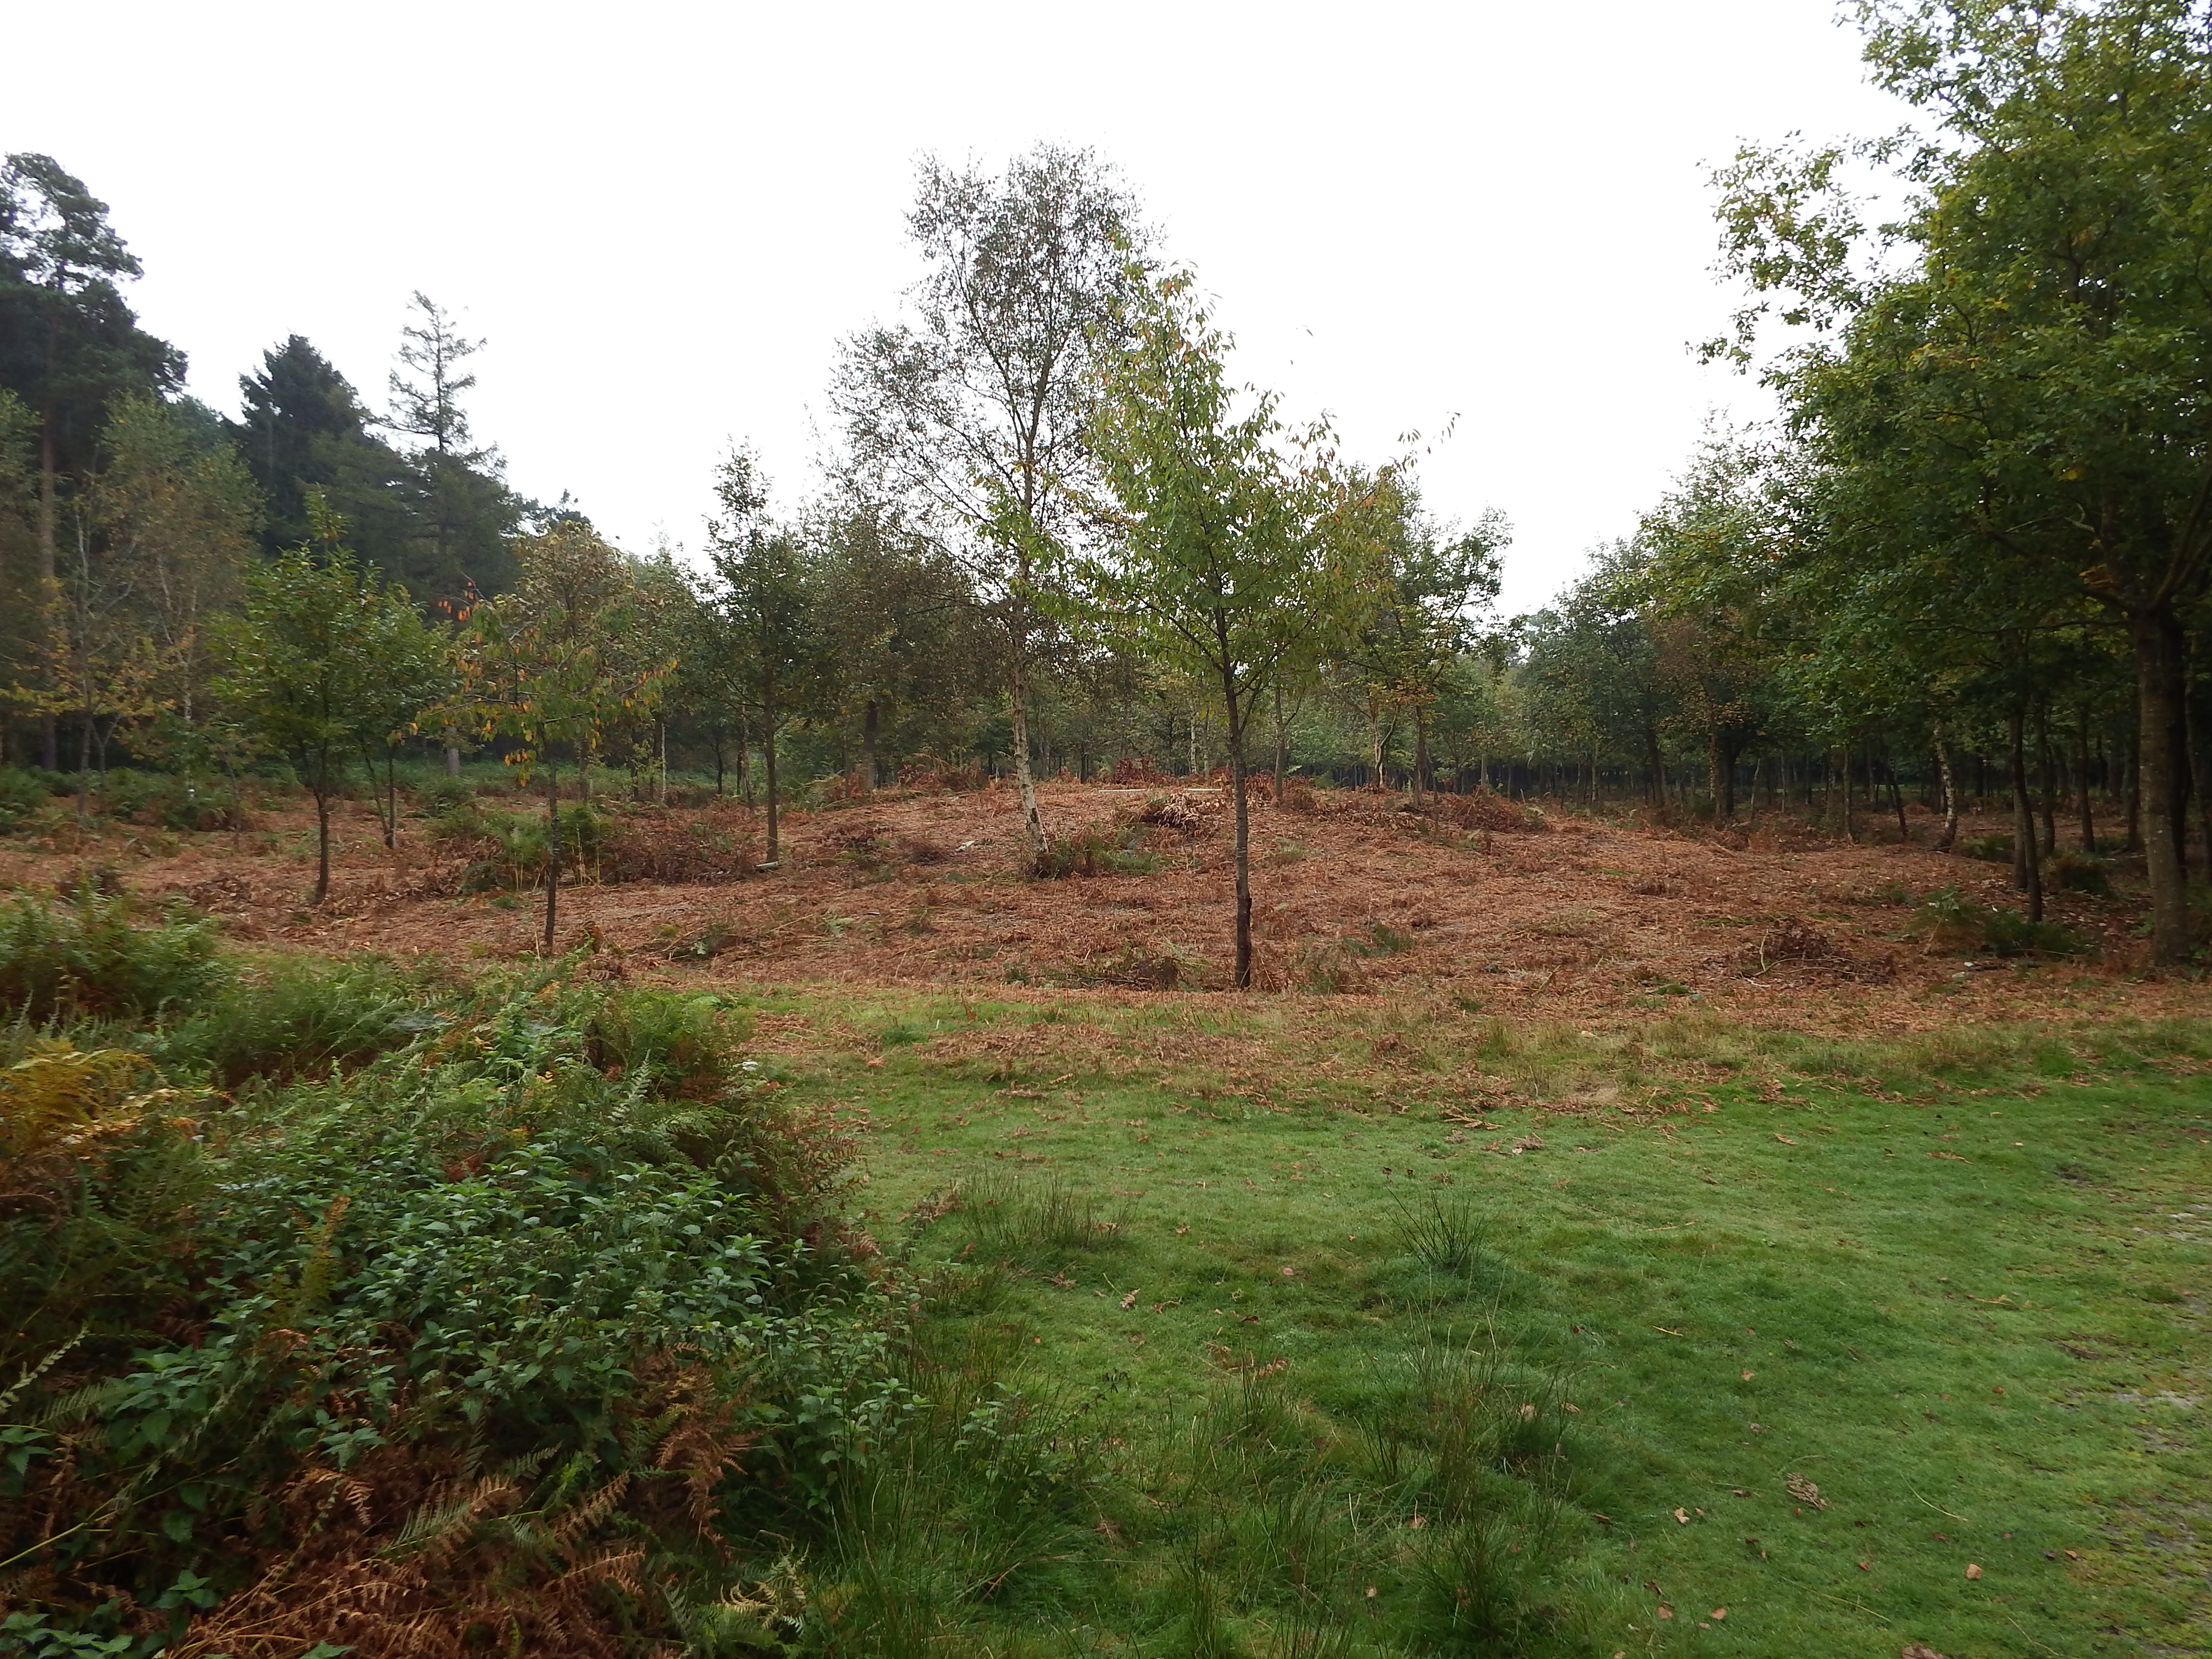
[659,719,668,806]
[2035,706,2057,856]
[314,772,333,907]
[2124,720,2142,852]
[763,688,781,865]
[711,732,726,797]
[37,425,59,772]
[862,699,879,793]
[1272,681,1288,801]
[1888,757,1908,841]
[1007,613,1046,854]
[2192,692,2212,889]
[445,739,461,778]
[2132,612,2190,963]
[2008,706,2043,922]
[1935,734,1960,852]
[1412,711,1430,805]
[73,693,92,827]
[1221,662,1253,990]
[2076,707,2095,851]
[542,749,560,952]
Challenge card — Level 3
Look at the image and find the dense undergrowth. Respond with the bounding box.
[0,889,896,1656]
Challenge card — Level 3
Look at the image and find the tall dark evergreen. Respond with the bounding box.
[228,322,518,604]
[228,337,416,568]
[383,292,518,598]
[0,154,187,764]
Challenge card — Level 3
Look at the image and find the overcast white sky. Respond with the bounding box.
[9,0,1907,613]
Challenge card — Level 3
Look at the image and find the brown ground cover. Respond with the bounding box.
[0,777,2191,1036]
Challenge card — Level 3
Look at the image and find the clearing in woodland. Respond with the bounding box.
[1,777,2205,1657]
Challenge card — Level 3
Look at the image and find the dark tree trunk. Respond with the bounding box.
[2009,706,2043,923]
[542,750,560,953]
[2132,612,2189,962]
[861,699,879,793]
[37,424,59,772]
[314,786,333,908]
[763,688,781,866]
[2076,707,2096,851]
[1272,682,1288,801]
[2035,706,2057,856]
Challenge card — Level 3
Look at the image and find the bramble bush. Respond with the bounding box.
[0,900,914,1658]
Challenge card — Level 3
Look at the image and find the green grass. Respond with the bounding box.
[731,988,2212,1656]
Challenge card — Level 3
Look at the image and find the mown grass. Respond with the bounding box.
[731,984,2212,1656]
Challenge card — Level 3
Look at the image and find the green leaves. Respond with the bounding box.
[446,519,670,774]
[214,528,447,797]
[1074,270,1353,709]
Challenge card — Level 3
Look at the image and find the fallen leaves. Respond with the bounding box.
[1784,1472,1827,1509]
[1963,1563,1981,1580]
[1119,1289,1139,1310]
[1900,1647,1950,1659]
[1673,1507,1690,1524]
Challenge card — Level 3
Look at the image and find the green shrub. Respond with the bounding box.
[0,767,49,834]
[1957,832,2014,863]
[441,799,610,890]
[1908,885,2091,957]
[587,986,754,1099]
[2047,849,2115,896]
[0,949,899,1654]
[1032,825,1157,878]
[421,773,479,813]
[156,956,435,1087]
[0,888,228,1021]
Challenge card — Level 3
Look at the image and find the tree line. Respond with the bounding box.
[4,0,2210,965]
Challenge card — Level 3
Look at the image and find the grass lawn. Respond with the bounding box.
[737,988,2212,1656]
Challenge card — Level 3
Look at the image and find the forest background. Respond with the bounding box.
[7,0,2212,962]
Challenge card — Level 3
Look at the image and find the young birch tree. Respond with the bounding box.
[832,145,1143,854]
[1080,273,1356,988]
